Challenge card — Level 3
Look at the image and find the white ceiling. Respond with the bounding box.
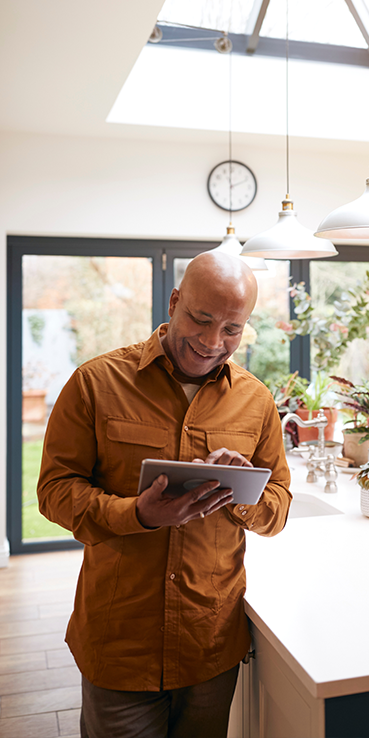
[1,0,369,151]
[0,0,165,138]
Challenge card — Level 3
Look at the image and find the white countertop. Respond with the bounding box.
[244,453,369,699]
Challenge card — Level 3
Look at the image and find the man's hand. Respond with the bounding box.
[193,447,253,467]
[136,474,233,529]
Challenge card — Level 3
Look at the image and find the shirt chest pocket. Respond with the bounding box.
[106,418,168,497]
[205,431,257,462]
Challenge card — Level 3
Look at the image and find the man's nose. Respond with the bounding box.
[199,326,223,350]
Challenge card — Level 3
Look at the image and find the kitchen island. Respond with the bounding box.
[228,453,369,738]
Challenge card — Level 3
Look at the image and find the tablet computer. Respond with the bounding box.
[137,459,271,506]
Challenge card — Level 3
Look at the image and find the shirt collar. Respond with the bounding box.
[138,324,232,387]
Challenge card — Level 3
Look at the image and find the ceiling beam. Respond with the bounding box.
[154,26,369,68]
[344,0,369,47]
[245,0,271,53]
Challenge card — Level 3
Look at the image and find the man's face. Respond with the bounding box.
[163,284,251,378]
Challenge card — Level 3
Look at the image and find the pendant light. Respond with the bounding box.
[241,2,337,260]
[315,178,369,240]
[213,50,268,271]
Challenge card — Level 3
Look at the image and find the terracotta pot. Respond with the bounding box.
[22,389,47,423]
[343,431,369,467]
[295,407,338,443]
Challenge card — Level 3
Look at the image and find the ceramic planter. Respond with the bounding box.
[342,431,369,467]
[360,485,369,517]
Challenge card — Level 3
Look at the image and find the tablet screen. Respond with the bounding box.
[138,459,271,506]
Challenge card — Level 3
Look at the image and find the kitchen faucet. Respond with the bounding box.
[281,409,338,492]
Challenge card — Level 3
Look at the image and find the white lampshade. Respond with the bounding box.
[214,226,268,270]
[241,197,338,259]
[315,179,369,240]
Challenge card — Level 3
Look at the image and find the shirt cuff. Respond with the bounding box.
[106,495,159,535]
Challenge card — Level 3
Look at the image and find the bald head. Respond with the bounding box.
[180,251,258,316]
[162,251,258,378]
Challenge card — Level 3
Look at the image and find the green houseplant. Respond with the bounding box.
[331,376,369,466]
[276,271,369,373]
[271,371,337,445]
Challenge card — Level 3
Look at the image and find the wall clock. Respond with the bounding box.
[207,160,257,212]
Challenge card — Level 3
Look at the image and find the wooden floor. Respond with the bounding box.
[0,549,84,738]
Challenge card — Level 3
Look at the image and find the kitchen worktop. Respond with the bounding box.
[244,453,369,700]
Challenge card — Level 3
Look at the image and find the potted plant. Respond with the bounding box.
[271,371,337,445]
[331,376,369,466]
[291,371,337,442]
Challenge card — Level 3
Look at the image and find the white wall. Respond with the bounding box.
[1,129,368,564]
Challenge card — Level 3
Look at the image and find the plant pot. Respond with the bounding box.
[295,408,338,443]
[357,474,369,517]
[342,432,369,467]
[22,389,47,423]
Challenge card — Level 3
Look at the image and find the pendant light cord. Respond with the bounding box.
[229,49,233,223]
[286,0,290,196]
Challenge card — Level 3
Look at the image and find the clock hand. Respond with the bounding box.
[231,178,248,188]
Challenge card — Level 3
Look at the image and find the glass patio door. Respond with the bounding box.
[21,254,154,544]
[8,237,163,553]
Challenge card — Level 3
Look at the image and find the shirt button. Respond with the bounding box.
[184,425,189,432]
[169,573,176,580]
[239,505,245,511]
[160,626,165,632]
[241,511,247,516]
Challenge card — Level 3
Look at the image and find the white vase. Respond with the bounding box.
[360,486,369,518]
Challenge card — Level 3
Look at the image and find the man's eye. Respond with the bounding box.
[192,317,208,325]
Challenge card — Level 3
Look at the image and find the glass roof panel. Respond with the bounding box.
[261,0,367,47]
[157,0,368,48]
[158,0,255,34]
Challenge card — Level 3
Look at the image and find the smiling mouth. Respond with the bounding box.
[188,344,216,360]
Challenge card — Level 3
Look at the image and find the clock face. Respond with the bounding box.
[207,160,257,212]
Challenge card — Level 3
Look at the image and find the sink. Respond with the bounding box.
[288,493,343,519]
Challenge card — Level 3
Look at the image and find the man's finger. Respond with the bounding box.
[147,474,168,497]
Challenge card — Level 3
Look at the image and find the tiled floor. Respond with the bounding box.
[0,549,83,738]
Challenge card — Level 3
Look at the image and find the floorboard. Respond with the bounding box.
[0,550,83,738]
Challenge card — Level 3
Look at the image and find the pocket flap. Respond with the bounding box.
[107,418,168,448]
[206,430,256,456]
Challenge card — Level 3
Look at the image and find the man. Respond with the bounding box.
[37,251,291,738]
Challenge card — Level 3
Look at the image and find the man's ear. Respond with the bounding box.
[168,288,180,318]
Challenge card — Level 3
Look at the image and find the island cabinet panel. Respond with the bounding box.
[227,623,326,738]
[325,692,369,738]
[249,626,324,738]
[228,660,250,738]
[228,620,369,738]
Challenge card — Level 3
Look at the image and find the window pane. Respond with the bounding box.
[237,261,290,384]
[173,257,290,385]
[310,260,369,383]
[22,255,153,542]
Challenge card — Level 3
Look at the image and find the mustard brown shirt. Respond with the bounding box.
[37,325,291,691]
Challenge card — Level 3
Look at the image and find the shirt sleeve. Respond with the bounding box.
[37,369,155,545]
[226,394,292,536]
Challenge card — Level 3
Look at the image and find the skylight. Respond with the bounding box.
[158,0,255,35]
[157,0,369,48]
[261,0,367,47]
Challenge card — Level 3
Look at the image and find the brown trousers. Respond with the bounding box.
[80,664,239,738]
